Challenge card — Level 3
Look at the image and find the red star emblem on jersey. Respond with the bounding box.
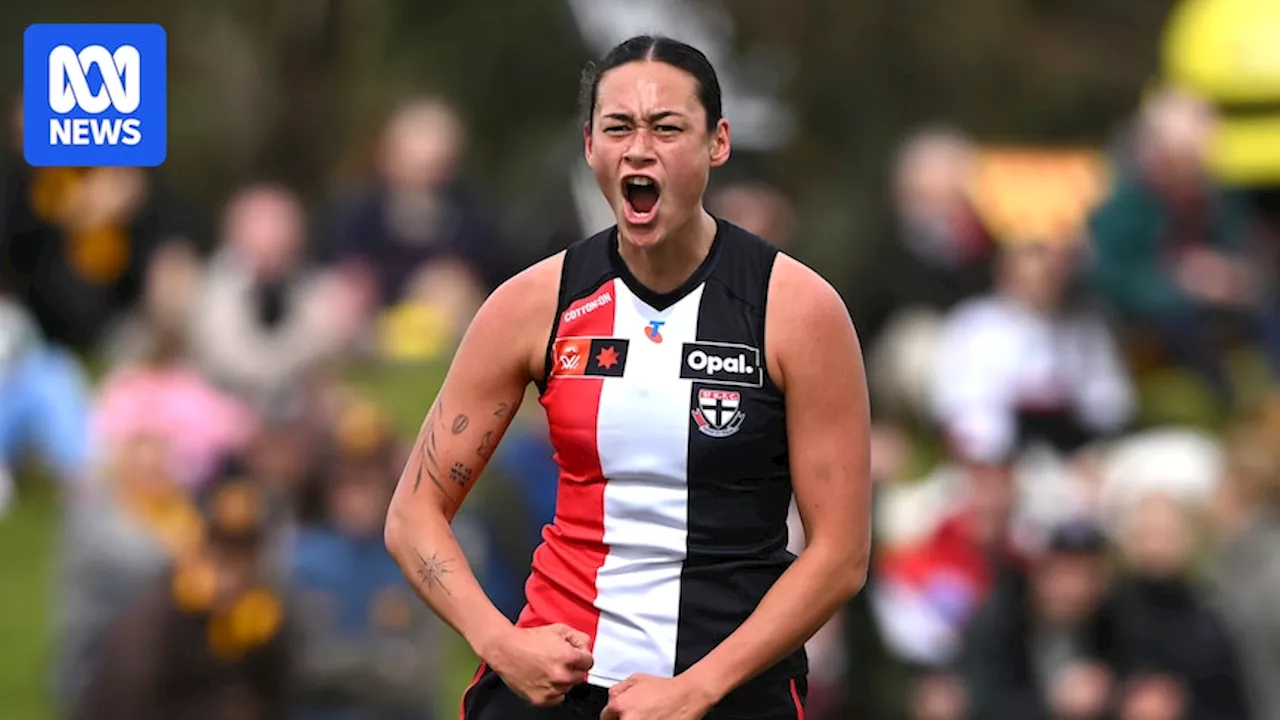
[595,345,619,369]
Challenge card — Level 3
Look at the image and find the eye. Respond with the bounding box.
[655,125,682,134]
[603,125,629,135]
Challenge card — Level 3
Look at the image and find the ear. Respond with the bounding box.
[583,122,594,164]
[709,118,731,168]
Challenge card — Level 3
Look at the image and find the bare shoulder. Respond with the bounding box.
[467,251,565,380]
[765,253,861,391]
[768,253,849,317]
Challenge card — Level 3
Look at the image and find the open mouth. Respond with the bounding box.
[623,176,661,219]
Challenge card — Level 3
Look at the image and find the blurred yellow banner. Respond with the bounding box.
[965,147,1111,245]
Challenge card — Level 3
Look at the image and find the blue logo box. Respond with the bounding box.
[23,23,167,167]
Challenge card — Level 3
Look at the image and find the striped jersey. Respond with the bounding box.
[517,219,806,691]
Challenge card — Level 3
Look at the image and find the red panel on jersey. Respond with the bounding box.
[518,280,616,648]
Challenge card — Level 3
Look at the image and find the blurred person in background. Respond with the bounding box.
[1,95,200,351]
[72,460,292,720]
[931,239,1135,528]
[1104,489,1251,720]
[957,520,1115,720]
[0,295,92,515]
[1209,423,1280,720]
[326,98,496,306]
[873,455,1025,702]
[1089,88,1272,412]
[192,183,366,405]
[376,256,485,364]
[290,399,440,720]
[102,240,204,369]
[856,126,994,354]
[94,313,257,494]
[248,385,326,563]
[55,433,204,715]
[860,128,994,533]
[706,181,795,250]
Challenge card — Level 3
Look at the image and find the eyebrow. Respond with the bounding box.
[601,111,683,124]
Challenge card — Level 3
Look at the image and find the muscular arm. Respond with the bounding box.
[682,254,873,702]
[384,255,560,662]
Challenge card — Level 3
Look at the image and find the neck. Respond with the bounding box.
[617,211,717,295]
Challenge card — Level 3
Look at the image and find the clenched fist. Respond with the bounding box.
[485,623,594,707]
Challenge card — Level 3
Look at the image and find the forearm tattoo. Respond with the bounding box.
[414,550,453,596]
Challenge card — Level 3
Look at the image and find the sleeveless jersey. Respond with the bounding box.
[517,218,806,691]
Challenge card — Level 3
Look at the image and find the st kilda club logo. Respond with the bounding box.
[692,387,746,438]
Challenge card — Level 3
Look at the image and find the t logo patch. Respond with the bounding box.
[644,320,665,343]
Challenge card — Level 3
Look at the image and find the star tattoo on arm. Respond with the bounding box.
[414,551,453,596]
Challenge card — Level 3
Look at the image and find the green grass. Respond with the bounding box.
[0,480,59,720]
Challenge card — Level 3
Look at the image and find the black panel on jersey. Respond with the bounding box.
[608,220,725,311]
[674,221,807,688]
[542,219,806,695]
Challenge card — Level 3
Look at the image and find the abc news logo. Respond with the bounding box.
[24,24,166,167]
[48,44,143,147]
[680,342,764,388]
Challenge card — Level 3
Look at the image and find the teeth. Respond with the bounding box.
[626,177,654,187]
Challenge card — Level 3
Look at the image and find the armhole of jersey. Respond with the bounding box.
[760,250,783,395]
[534,254,572,396]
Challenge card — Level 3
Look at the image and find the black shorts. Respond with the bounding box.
[460,663,808,720]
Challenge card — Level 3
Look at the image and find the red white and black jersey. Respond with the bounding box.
[518,219,805,691]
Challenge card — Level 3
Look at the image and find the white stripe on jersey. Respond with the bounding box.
[588,281,704,685]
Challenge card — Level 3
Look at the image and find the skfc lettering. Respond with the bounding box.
[679,342,764,388]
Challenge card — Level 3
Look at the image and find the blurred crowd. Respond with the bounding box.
[1,54,1279,720]
[803,87,1280,720]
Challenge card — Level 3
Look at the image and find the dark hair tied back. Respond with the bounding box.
[578,35,723,133]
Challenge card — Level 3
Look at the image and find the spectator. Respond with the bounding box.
[957,520,1114,720]
[0,296,92,512]
[856,126,995,350]
[290,400,438,720]
[932,240,1135,471]
[873,458,1025,672]
[325,98,496,303]
[72,462,292,720]
[1104,490,1251,719]
[54,433,204,714]
[375,257,484,364]
[102,241,204,371]
[3,156,199,351]
[707,181,796,250]
[191,184,365,405]
[1088,89,1272,410]
[1210,423,1280,720]
[93,321,256,493]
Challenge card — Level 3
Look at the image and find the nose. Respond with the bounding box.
[623,129,657,167]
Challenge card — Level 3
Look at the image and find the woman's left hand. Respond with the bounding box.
[599,673,715,720]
